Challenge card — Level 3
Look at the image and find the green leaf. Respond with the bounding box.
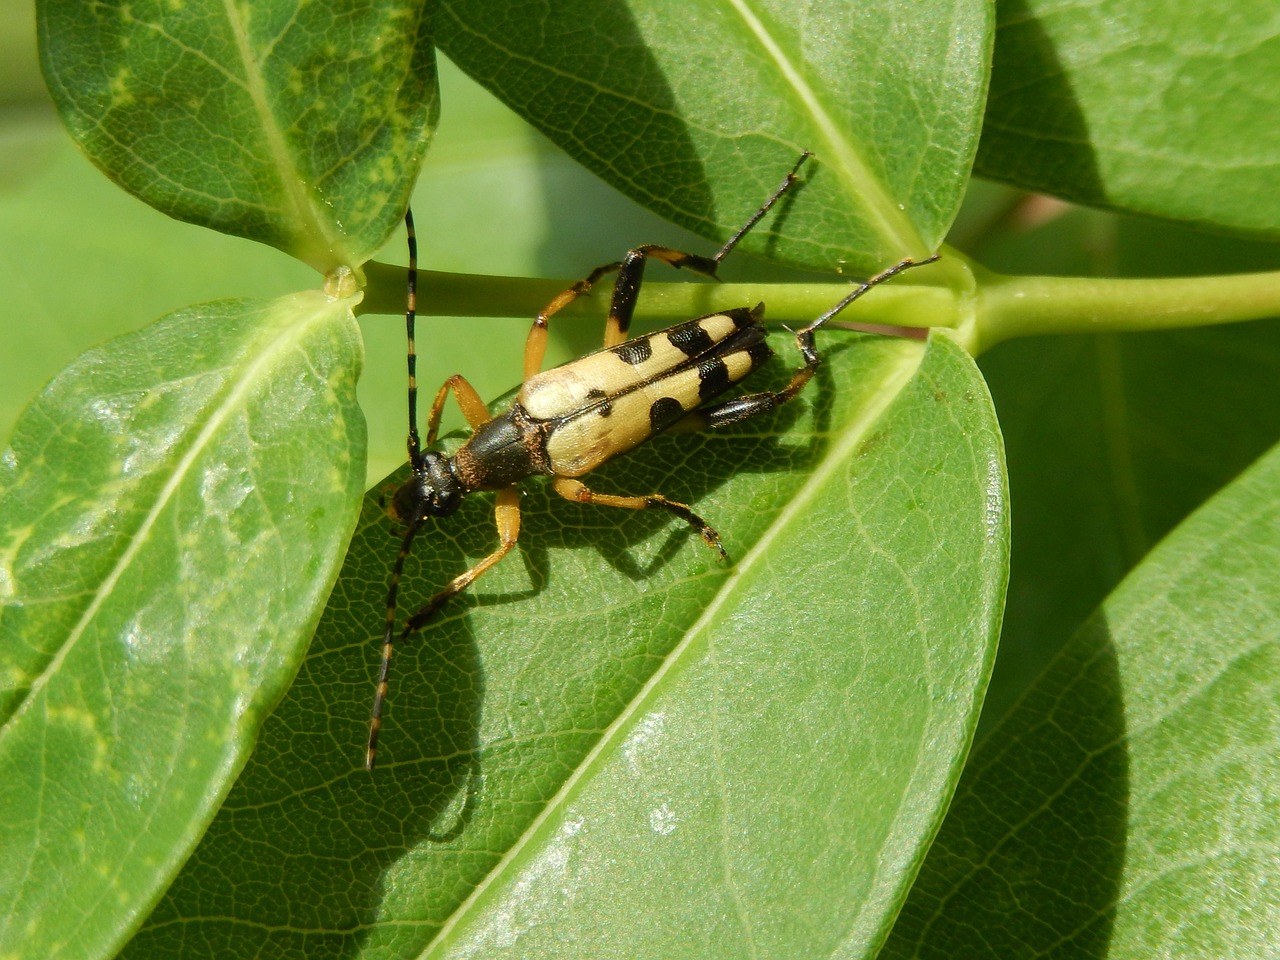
[436,0,990,271]
[882,435,1280,958]
[119,331,1006,958]
[37,0,438,270]
[972,212,1280,727]
[0,291,366,960]
[976,0,1280,237]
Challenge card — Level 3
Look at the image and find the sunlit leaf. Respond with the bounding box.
[0,291,365,960]
[37,0,438,269]
[120,331,1007,959]
[437,0,990,271]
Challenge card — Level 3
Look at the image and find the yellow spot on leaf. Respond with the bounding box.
[108,68,134,109]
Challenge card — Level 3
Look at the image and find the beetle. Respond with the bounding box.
[367,153,938,769]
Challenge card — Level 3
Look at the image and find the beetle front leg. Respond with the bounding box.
[366,487,521,771]
[425,373,491,445]
[403,485,522,632]
[552,476,727,561]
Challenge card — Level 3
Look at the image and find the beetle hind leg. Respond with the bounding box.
[552,476,727,561]
[685,253,943,433]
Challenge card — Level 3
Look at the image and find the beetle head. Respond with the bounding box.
[389,451,465,522]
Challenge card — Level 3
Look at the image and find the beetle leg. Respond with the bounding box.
[367,507,426,771]
[601,154,812,348]
[684,254,942,431]
[366,486,522,771]
[552,476,727,561]
[527,152,814,371]
[682,329,820,431]
[600,245,721,349]
[425,373,491,445]
[525,261,623,379]
[402,485,522,631]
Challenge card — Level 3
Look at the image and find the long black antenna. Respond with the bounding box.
[404,208,422,470]
[367,502,425,771]
[711,151,812,264]
[367,209,426,772]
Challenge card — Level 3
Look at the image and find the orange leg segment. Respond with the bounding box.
[552,476,727,561]
[426,373,491,446]
[366,486,522,771]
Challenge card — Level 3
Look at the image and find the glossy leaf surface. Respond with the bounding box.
[120,331,1007,959]
[436,0,990,272]
[974,216,1280,726]
[883,436,1280,958]
[37,0,438,269]
[0,292,366,960]
[977,0,1280,237]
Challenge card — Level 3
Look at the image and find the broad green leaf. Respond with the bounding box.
[977,0,1280,237]
[121,331,1006,959]
[436,0,990,272]
[882,436,1280,958]
[0,291,366,960]
[37,0,438,270]
[973,212,1280,727]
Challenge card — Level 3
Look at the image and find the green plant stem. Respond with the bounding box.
[360,260,1280,356]
[970,264,1280,353]
[360,261,958,329]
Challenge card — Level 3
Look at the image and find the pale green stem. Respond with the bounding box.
[360,259,1280,357]
[970,266,1280,354]
[360,261,958,330]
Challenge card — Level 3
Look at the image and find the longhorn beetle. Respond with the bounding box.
[367,153,938,769]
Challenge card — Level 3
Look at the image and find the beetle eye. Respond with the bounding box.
[388,478,427,523]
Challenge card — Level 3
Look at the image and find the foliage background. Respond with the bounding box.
[2,0,1279,957]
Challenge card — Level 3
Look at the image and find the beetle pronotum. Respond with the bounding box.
[367,153,937,769]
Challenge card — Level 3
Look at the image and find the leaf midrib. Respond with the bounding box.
[725,0,924,253]
[222,0,342,269]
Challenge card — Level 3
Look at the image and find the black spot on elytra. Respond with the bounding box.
[698,357,730,401]
[612,339,652,365]
[746,337,773,368]
[666,321,714,357]
[648,396,686,433]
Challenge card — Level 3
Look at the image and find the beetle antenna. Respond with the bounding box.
[802,253,940,335]
[368,505,426,771]
[712,151,812,264]
[367,207,425,772]
[404,208,423,470]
